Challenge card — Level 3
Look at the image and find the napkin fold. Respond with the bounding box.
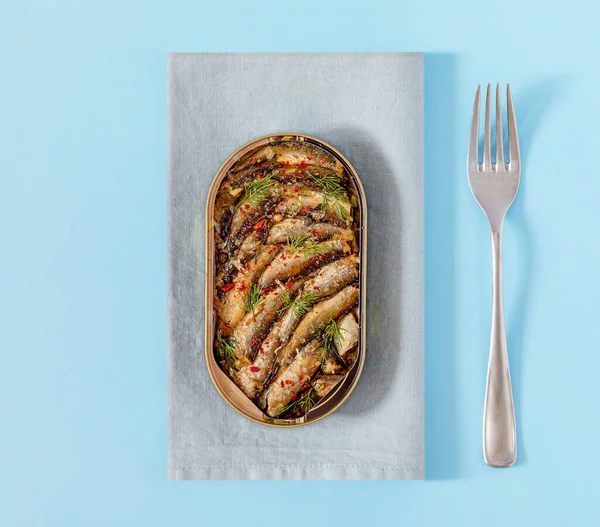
[168,53,424,480]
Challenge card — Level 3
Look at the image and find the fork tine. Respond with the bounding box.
[507,84,520,167]
[468,85,481,171]
[495,84,505,170]
[483,84,492,170]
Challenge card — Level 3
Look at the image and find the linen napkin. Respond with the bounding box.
[168,53,423,480]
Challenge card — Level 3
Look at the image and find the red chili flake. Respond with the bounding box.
[302,383,311,390]
[294,255,300,259]
[261,287,274,296]
[285,281,293,289]
[307,156,312,161]
[299,161,308,170]
[251,337,259,347]
[221,282,235,292]
[252,157,258,164]
[294,185,299,192]
[283,188,287,193]
[259,348,264,354]
[238,283,248,292]
[291,393,298,401]
[244,204,251,210]
[253,219,266,231]
[318,158,326,166]
[285,380,294,386]
[258,173,265,179]
[281,380,285,388]
[249,366,260,372]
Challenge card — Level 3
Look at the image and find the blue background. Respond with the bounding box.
[1,0,599,525]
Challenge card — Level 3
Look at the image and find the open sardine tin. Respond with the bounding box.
[205,134,367,427]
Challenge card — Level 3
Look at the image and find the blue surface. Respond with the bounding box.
[1,0,599,525]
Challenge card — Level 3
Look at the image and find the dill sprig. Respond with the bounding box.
[297,388,318,412]
[216,334,238,370]
[333,200,350,220]
[280,290,322,318]
[309,314,347,364]
[235,171,276,210]
[279,290,294,314]
[321,193,350,220]
[309,172,351,220]
[309,172,347,199]
[287,233,310,250]
[322,315,346,350]
[278,388,318,416]
[301,241,332,257]
[318,345,330,365]
[286,235,333,257]
[243,284,263,315]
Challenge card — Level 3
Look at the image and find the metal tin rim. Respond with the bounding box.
[205,133,367,428]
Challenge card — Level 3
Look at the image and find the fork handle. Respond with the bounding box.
[483,226,517,468]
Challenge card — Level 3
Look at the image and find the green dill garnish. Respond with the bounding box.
[287,234,334,257]
[280,290,322,317]
[310,172,347,198]
[243,284,263,315]
[235,171,276,210]
[321,194,330,216]
[309,314,347,364]
[318,345,329,365]
[216,334,238,370]
[309,172,351,220]
[301,241,332,257]
[277,399,296,417]
[287,233,310,250]
[280,290,293,311]
[297,388,318,412]
[278,388,318,416]
[333,200,350,220]
[322,315,346,349]
[308,324,323,343]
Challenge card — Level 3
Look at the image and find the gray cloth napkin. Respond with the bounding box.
[168,53,424,480]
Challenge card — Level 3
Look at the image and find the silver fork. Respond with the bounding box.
[468,84,520,468]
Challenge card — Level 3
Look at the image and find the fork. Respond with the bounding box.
[468,84,520,468]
